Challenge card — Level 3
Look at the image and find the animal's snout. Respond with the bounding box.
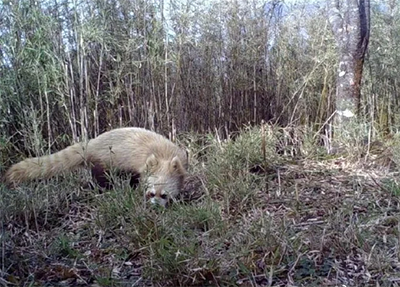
[146,186,168,207]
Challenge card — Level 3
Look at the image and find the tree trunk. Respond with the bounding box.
[328,0,370,130]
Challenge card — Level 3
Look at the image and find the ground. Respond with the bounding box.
[1,126,400,286]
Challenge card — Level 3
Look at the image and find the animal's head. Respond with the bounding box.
[144,154,187,207]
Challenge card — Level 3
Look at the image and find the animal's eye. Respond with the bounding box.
[150,193,156,198]
[160,194,168,200]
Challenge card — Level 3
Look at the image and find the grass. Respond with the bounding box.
[1,125,400,286]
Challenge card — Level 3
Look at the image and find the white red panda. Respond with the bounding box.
[5,127,188,207]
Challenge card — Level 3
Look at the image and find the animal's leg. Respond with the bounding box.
[129,173,141,189]
[91,162,114,189]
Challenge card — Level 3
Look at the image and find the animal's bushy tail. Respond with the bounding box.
[5,143,87,186]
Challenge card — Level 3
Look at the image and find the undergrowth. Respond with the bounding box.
[2,125,400,286]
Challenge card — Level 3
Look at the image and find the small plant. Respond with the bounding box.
[50,234,81,259]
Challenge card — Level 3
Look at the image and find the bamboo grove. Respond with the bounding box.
[0,0,399,162]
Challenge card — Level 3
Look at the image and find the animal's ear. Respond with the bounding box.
[146,154,158,169]
[170,156,185,174]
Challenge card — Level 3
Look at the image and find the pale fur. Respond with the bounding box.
[5,127,188,205]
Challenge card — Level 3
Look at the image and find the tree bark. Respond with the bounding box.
[328,0,370,126]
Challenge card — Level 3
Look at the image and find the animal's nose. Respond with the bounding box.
[149,196,160,204]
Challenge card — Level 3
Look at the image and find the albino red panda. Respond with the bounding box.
[5,127,188,207]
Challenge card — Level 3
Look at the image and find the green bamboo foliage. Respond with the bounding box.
[0,0,399,163]
[363,0,400,136]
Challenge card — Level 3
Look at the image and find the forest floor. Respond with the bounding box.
[2,126,400,287]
